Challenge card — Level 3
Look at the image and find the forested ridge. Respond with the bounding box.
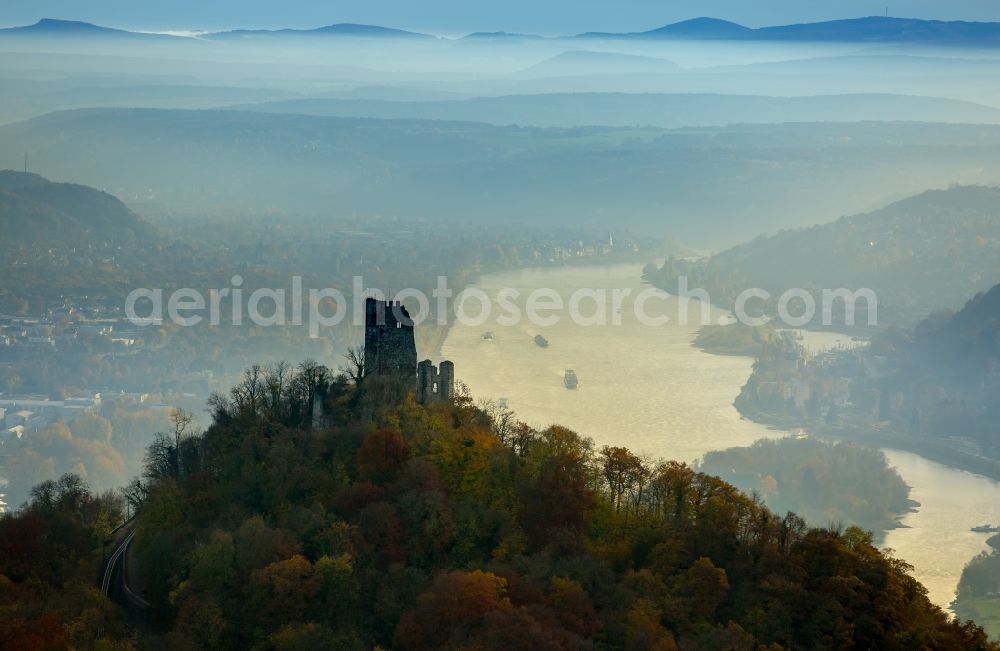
[646,185,1000,328]
[1,361,996,650]
[729,282,1000,467]
[955,534,1000,639]
[872,282,1000,452]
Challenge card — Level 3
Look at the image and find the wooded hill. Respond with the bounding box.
[0,170,155,251]
[2,361,991,649]
[648,185,1000,327]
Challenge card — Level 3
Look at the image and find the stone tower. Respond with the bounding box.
[363,298,418,384]
[417,359,455,403]
[362,297,455,402]
[438,361,455,401]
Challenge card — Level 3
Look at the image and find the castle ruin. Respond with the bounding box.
[417,360,455,403]
[363,297,454,403]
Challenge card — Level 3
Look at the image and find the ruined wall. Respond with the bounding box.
[416,359,455,403]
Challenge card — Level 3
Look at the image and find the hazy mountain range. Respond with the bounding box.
[207,22,433,40]
[5,15,1000,44]
[584,16,1000,44]
[4,109,1000,246]
[229,93,1000,128]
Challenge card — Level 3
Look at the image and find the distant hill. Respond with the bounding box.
[754,16,1000,43]
[1,18,128,36]
[644,17,752,39]
[231,92,1000,128]
[206,22,433,40]
[585,15,1000,45]
[647,185,1000,326]
[0,19,431,40]
[583,17,750,40]
[0,18,177,39]
[460,31,544,41]
[0,170,155,249]
[722,53,1000,76]
[520,51,678,77]
[852,281,1000,455]
[5,16,1000,45]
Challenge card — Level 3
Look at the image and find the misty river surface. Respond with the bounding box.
[439,263,1000,610]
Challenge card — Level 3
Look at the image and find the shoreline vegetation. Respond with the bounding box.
[742,402,1000,483]
[692,322,1000,483]
[697,437,915,540]
[955,535,1000,639]
[691,323,781,357]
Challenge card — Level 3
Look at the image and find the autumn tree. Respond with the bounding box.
[600,445,648,516]
[357,428,411,484]
[394,570,511,650]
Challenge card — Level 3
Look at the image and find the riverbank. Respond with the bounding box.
[732,376,1000,615]
[438,263,1000,612]
[733,393,1000,484]
[688,319,1000,482]
[698,436,917,539]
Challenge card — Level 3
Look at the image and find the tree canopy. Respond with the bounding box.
[1,360,996,650]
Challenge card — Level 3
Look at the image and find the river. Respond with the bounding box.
[438,263,1000,610]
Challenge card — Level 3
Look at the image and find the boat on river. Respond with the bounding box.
[564,369,578,389]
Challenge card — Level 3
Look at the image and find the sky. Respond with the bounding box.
[3,0,1000,35]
